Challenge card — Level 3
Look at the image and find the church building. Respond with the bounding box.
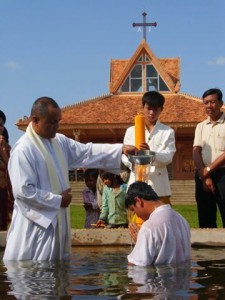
[17,13,223,202]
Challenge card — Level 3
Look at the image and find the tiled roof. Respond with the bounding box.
[17,92,225,130]
[110,60,128,86]
[59,93,208,125]
[159,58,180,84]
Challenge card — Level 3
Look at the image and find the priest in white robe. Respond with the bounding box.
[3,96,136,261]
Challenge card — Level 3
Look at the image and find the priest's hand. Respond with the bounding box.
[61,188,72,207]
[122,145,137,156]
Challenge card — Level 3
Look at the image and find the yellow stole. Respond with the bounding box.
[26,122,71,258]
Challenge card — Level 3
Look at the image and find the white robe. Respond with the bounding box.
[127,205,191,266]
[3,132,123,261]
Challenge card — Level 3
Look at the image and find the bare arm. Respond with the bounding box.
[205,151,225,173]
[193,146,217,193]
[193,146,225,179]
[193,146,205,170]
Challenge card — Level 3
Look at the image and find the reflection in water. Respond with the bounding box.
[191,248,225,299]
[0,247,225,299]
[119,261,192,299]
[1,260,71,299]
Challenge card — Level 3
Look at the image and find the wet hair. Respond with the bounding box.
[125,181,159,208]
[84,169,99,179]
[202,88,223,102]
[142,91,165,109]
[0,110,6,124]
[101,172,124,186]
[31,97,60,117]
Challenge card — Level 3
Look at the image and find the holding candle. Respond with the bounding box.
[134,113,145,150]
[122,91,176,211]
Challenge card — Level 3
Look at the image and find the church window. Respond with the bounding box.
[121,65,142,92]
[159,76,169,91]
[120,58,169,92]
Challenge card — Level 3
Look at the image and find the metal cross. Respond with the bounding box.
[132,12,157,41]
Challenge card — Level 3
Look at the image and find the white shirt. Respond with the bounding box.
[127,205,191,266]
[122,121,176,196]
[193,113,225,167]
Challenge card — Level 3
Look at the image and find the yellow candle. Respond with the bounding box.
[132,113,146,228]
[135,113,145,149]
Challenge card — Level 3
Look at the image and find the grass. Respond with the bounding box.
[70,205,86,229]
[70,204,223,229]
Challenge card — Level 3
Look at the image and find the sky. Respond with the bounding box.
[1,0,225,145]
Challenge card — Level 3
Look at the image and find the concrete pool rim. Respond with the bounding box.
[1,228,225,248]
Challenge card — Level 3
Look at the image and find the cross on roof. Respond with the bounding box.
[132,12,157,41]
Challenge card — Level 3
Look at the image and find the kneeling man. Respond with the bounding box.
[126,182,191,266]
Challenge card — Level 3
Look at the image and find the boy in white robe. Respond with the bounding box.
[122,91,176,204]
[3,96,136,261]
[126,182,191,266]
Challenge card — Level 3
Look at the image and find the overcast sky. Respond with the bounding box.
[1,0,225,145]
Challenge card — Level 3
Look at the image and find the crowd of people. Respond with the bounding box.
[1,87,224,266]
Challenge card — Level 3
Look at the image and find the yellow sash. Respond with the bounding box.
[26,122,71,258]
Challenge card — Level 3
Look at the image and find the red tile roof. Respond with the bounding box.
[17,92,221,129]
[59,93,210,126]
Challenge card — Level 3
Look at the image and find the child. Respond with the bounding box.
[96,172,128,228]
[83,169,100,228]
[96,169,105,210]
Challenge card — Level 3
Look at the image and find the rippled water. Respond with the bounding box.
[1,246,225,299]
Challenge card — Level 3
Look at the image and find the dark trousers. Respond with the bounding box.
[195,169,225,228]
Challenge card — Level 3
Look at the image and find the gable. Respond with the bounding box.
[109,39,180,94]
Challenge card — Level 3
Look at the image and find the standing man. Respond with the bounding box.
[122,91,176,205]
[3,96,136,261]
[193,88,225,228]
[126,182,191,266]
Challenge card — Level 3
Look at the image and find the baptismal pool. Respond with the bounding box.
[1,246,225,299]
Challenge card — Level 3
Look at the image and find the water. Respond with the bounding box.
[1,246,225,299]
